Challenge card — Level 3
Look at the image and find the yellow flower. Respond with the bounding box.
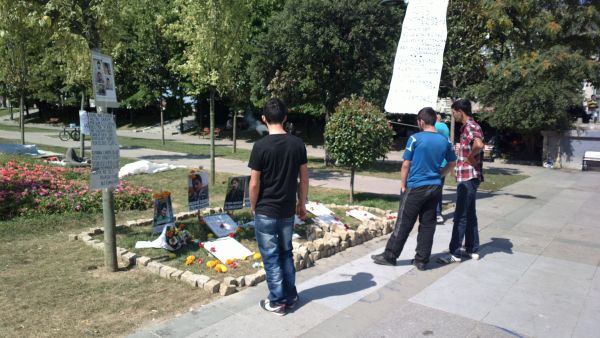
[185,255,196,266]
[260,262,264,268]
[206,260,218,268]
[207,233,214,239]
[253,252,261,260]
[214,264,228,273]
[240,255,248,261]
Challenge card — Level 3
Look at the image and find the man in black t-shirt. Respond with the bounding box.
[248,98,309,316]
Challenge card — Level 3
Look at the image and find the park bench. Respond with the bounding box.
[582,151,600,171]
[200,127,221,139]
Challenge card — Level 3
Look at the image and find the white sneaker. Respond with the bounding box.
[437,253,462,264]
[436,215,444,224]
[467,252,480,260]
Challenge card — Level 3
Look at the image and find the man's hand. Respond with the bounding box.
[296,202,307,220]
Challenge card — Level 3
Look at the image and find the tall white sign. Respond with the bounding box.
[89,113,120,189]
[91,51,119,108]
[384,0,449,115]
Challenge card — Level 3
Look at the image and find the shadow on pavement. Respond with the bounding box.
[478,237,514,258]
[291,272,376,312]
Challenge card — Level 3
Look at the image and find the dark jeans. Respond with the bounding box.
[436,176,446,216]
[384,185,442,264]
[254,214,297,304]
[449,179,480,255]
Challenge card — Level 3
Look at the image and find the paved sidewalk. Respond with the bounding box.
[129,168,600,338]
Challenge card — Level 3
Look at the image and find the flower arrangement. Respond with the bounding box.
[0,160,152,220]
[185,255,196,266]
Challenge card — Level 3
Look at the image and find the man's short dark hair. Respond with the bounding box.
[417,107,436,126]
[451,99,473,116]
[263,98,287,124]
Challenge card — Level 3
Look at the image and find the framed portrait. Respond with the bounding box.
[153,193,174,226]
[224,176,248,211]
[188,171,209,211]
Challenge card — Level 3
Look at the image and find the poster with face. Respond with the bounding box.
[224,176,249,211]
[153,192,174,226]
[188,171,209,211]
[244,176,250,208]
[91,51,118,107]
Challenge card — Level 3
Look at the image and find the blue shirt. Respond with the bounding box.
[403,131,457,189]
[435,121,450,168]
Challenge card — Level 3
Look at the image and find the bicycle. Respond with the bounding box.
[58,126,80,141]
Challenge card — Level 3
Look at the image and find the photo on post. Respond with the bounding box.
[188,171,209,211]
[224,176,248,211]
[153,193,174,226]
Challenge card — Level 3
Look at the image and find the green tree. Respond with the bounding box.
[439,0,488,100]
[472,0,600,156]
[249,0,404,116]
[324,97,394,202]
[0,0,49,144]
[168,0,253,184]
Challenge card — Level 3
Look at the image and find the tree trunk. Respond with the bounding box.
[209,88,216,185]
[350,166,355,203]
[9,102,13,120]
[20,94,24,145]
[160,97,165,146]
[324,110,333,166]
[232,109,237,153]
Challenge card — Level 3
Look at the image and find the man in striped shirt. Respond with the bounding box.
[438,99,484,264]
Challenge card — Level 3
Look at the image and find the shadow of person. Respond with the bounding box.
[478,237,514,258]
[291,272,376,312]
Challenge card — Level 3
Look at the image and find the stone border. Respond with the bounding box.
[70,205,396,297]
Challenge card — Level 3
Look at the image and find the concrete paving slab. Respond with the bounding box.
[572,267,600,338]
[482,256,596,338]
[410,250,536,322]
[358,303,519,338]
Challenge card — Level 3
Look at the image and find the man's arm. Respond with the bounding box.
[441,161,456,177]
[400,160,411,193]
[249,169,261,215]
[296,164,309,220]
[467,138,484,165]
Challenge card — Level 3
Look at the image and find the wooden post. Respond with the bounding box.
[232,110,237,153]
[102,188,118,272]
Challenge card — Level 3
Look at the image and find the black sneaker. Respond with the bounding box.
[411,259,426,271]
[371,253,396,266]
[259,299,286,316]
[286,295,299,309]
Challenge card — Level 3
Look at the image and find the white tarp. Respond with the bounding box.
[385,0,449,114]
[202,237,253,264]
[118,160,186,178]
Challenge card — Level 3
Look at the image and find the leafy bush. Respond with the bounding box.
[0,160,152,220]
[324,96,393,201]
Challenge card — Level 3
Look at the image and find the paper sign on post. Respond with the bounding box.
[79,110,90,135]
[91,51,119,108]
[203,214,238,238]
[89,113,120,189]
[384,0,449,114]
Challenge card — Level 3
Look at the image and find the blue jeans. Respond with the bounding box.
[254,214,297,304]
[449,179,480,255]
[436,176,446,216]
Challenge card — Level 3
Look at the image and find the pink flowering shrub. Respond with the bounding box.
[0,160,152,220]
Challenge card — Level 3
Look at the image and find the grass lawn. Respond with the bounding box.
[0,122,58,133]
[118,136,252,162]
[0,154,398,337]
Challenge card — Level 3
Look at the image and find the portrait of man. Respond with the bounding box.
[224,176,248,211]
[188,172,209,211]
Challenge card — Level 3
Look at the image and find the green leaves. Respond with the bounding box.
[324,96,393,170]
